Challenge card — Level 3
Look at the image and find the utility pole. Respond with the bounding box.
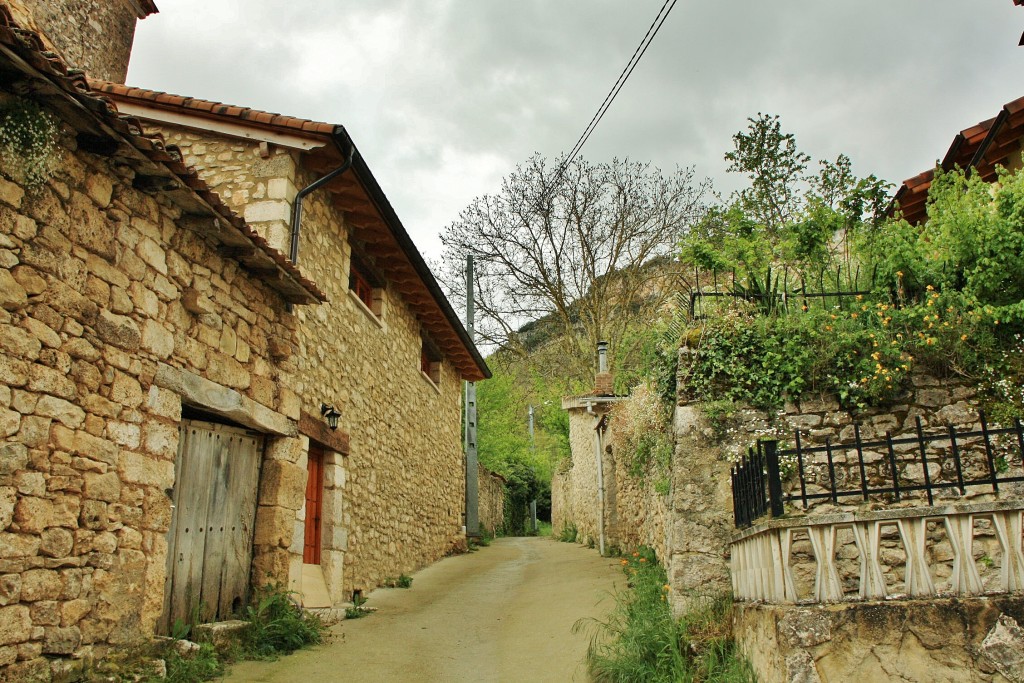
[464,255,480,537]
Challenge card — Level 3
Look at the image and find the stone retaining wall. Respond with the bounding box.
[735,596,1024,683]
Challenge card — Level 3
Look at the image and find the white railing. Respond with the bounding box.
[730,501,1024,603]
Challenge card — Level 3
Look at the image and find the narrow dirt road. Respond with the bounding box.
[224,537,623,682]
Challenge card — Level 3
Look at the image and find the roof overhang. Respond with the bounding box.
[92,82,491,381]
[0,4,324,305]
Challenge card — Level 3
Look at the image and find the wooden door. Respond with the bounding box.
[304,446,324,565]
[160,420,263,633]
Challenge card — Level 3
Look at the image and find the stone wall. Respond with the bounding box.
[0,96,301,680]
[735,597,1024,683]
[154,124,468,600]
[4,0,146,82]
[552,399,668,560]
[551,404,604,546]
[477,464,506,536]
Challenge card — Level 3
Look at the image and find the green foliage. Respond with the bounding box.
[501,458,542,536]
[384,574,414,589]
[557,521,579,543]
[680,127,1024,411]
[345,593,371,620]
[0,96,60,188]
[576,548,754,683]
[163,643,224,683]
[243,584,324,657]
[610,382,674,478]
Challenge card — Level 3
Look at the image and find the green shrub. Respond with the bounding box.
[558,521,579,543]
[243,584,324,658]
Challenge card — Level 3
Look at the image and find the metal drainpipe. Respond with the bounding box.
[587,401,606,557]
[289,126,355,267]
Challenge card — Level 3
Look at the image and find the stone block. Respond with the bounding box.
[39,529,74,559]
[11,265,46,296]
[145,386,181,421]
[14,497,52,534]
[0,176,24,209]
[30,601,60,626]
[84,173,113,208]
[0,574,20,606]
[141,320,174,358]
[14,472,44,496]
[0,269,28,311]
[0,605,30,646]
[142,421,178,460]
[259,460,306,511]
[95,309,141,351]
[244,200,290,224]
[20,569,62,602]
[110,371,143,408]
[0,443,28,475]
[253,505,295,548]
[42,626,81,655]
[28,364,77,400]
[118,452,173,488]
[83,472,120,503]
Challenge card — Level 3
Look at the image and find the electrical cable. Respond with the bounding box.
[561,0,680,170]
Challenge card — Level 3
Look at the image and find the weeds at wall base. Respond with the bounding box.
[576,548,755,683]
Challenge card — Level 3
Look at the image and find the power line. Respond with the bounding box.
[561,0,681,169]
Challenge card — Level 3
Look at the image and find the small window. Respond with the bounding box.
[349,257,382,317]
[421,340,441,385]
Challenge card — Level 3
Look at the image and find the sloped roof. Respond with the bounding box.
[891,95,1024,225]
[0,3,325,305]
[93,82,491,382]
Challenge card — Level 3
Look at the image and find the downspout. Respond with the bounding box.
[587,401,606,557]
[290,125,355,267]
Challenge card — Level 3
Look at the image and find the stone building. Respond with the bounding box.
[91,81,490,607]
[0,1,487,679]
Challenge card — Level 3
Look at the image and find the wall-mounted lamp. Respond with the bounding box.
[320,403,341,430]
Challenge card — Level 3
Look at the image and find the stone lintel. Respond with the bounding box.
[154,363,295,436]
[298,410,350,455]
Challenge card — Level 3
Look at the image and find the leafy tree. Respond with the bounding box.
[682,114,890,286]
[440,154,709,383]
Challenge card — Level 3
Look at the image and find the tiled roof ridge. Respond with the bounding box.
[89,79,336,137]
[0,2,325,303]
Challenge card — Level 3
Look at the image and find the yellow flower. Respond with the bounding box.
[851,313,858,319]
[961,334,968,341]
[926,284,934,291]
[896,271,904,277]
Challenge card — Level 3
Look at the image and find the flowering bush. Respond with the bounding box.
[0,97,60,188]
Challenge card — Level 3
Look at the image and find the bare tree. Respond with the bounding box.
[439,154,709,384]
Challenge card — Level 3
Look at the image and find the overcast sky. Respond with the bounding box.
[127,1,1024,261]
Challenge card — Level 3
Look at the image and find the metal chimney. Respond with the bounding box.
[597,341,608,373]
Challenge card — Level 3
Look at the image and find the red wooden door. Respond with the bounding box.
[304,446,324,564]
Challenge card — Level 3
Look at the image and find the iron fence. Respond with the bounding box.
[690,265,875,320]
[731,413,1024,529]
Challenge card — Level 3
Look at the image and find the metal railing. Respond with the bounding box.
[731,413,1024,528]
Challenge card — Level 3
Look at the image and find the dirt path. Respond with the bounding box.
[224,537,623,683]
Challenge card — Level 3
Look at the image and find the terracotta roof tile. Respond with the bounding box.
[0,2,324,304]
[892,95,1024,225]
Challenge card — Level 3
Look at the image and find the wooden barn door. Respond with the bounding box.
[160,419,263,633]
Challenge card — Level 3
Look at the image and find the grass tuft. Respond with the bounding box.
[576,547,756,683]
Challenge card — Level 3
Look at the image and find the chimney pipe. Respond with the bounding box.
[597,341,608,373]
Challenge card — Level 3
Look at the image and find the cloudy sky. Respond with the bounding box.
[127,1,1024,261]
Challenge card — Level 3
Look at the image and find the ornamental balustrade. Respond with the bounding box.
[731,502,1024,604]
